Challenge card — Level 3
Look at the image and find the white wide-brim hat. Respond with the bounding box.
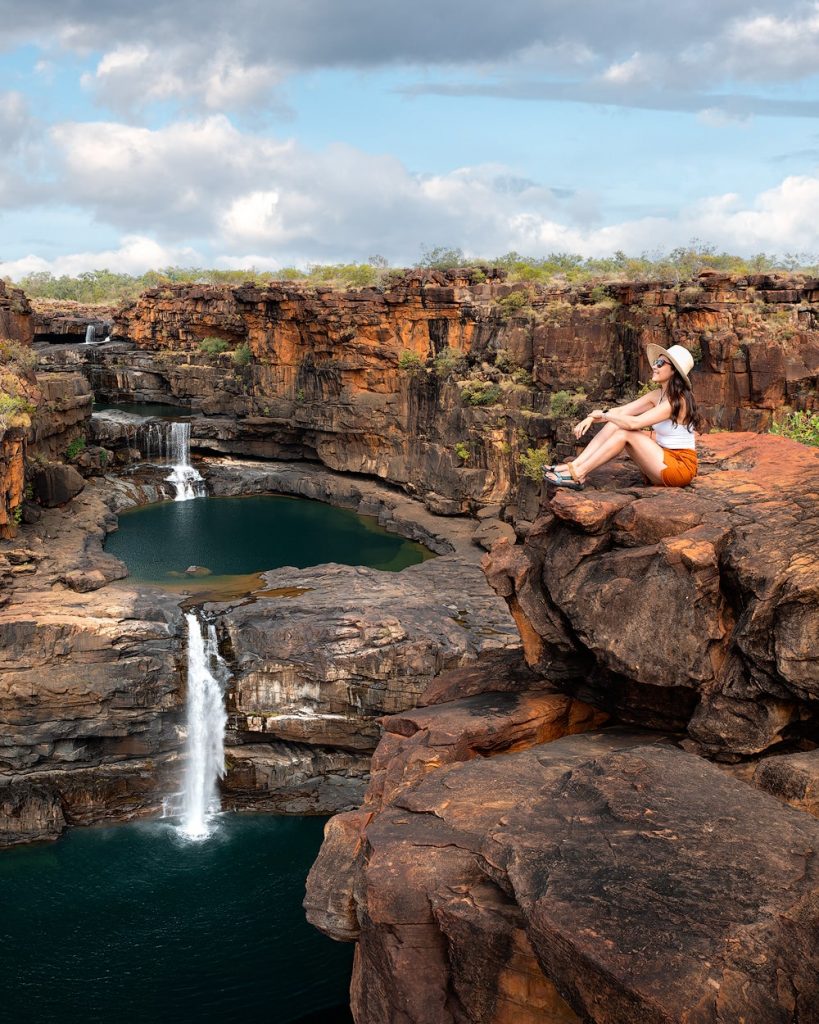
[645,343,694,387]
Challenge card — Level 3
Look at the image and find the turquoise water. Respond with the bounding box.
[0,815,353,1024]
[105,494,433,584]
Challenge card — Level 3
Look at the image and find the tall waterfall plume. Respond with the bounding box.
[180,612,228,840]
[165,422,206,501]
[84,324,96,345]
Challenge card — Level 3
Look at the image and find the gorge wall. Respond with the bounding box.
[37,267,817,522]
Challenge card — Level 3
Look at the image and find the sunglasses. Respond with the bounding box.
[652,357,669,369]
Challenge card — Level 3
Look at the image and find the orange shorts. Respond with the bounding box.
[660,448,698,487]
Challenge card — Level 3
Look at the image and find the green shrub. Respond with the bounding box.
[66,435,86,460]
[493,349,513,372]
[199,337,230,355]
[769,411,819,447]
[0,340,38,373]
[496,290,535,320]
[433,347,467,377]
[460,381,502,406]
[398,350,424,372]
[518,445,553,482]
[454,441,471,463]
[295,388,305,402]
[511,367,533,386]
[12,505,22,525]
[589,285,617,307]
[417,245,465,269]
[0,392,36,428]
[232,343,252,366]
[99,448,109,467]
[549,390,587,417]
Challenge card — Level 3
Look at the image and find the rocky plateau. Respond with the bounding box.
[0,270,818,1022]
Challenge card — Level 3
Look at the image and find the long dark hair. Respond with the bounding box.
[666,371,702,431]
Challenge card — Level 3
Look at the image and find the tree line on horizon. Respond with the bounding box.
[6,243,819,306]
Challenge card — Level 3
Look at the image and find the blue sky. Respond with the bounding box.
[1,1,819,277]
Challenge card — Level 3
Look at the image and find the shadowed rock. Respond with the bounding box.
[307,734,819,1024]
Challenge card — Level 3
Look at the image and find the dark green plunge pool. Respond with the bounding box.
[0,815,353,1024]
[105,494,433,594]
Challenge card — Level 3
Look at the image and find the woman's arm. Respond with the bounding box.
[595,398,672,431]
[573,391,659,438]
[611,391,660,416]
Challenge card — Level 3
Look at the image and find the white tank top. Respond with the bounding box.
[654,416,696,450]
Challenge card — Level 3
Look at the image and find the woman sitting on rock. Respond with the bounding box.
[544,344,700,490]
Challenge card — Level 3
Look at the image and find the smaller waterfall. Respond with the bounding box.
[180,613,228,840]
[142,422,166,462]
[165,422,206,501]
[84,325,96,345]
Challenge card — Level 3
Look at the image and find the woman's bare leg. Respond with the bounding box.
[569,427,666,484]
[555,421,620,472]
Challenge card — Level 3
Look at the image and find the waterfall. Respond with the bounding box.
[84,325,96,345]
[142,422,166,461]
[180,613,228,840]
[165,422,206,501]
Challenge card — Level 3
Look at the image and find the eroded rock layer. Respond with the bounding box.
[35,269,819,520]
[484,431,819,758]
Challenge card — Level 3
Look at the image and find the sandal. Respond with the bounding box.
[544,463,584,491]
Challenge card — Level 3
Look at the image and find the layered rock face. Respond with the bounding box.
[0,483,183,845]
[0,280,33,346]
[484,432,819,758]
[28,372,93,460]
[55,269,816,518]
[31,299,115,345]
[0,428,26,540]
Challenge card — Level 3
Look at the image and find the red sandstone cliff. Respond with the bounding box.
[36,269,810,519]
[306,433,819,1024]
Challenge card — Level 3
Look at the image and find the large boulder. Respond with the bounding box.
[307,733,819,1024]
[31,462,85,506]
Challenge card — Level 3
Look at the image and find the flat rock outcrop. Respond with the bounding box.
[307,733,819,1024]
[190,461,519,762]
[483,431,819,758]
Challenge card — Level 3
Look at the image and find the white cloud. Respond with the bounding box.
[5,105,819,277]
[5,1,817,120]
[0,234,201,279]
[81,43,284,116]
[601,52,653,85]
[726,5,819,78]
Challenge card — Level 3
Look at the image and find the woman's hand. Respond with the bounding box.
[574,415,594,438]
[589,409,606,422]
